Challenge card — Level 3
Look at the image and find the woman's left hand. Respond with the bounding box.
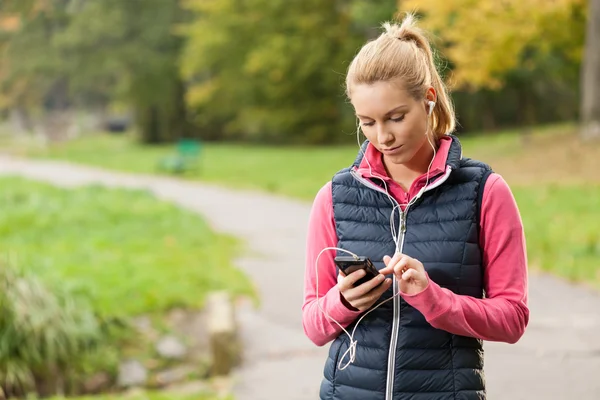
[380,253,429,296]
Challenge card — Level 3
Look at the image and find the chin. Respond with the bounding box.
[382,153,412,165]
[381,147,416,165]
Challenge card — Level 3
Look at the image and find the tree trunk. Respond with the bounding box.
[137,105,161,144]
[137,80,192,144]
[517,82,536,145]
[580,0,600,140]
[482,91,497,131]
[169,78,193,140]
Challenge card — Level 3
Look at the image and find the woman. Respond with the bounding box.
[302,14,529,400]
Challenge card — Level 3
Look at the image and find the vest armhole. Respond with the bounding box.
[477,168,493,299]
[476,169,493,230]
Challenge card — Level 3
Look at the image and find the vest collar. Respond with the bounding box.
[351,134,462,186]
[446,134,463,170]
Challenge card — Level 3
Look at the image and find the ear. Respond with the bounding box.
[425,87,437,104]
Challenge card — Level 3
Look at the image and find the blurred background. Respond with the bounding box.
[0,0,599,399]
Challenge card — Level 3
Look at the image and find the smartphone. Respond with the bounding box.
[334,255,381,287]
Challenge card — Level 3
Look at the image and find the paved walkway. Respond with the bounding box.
[1,155,600,399]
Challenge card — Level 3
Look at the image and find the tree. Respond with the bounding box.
[0,0,86,139]
[0,1,71,116]
[581,0,600,139]
[0,0,408,144]
[400,0,586,131]
[401,0,585,88]
[180,0,368,144]
[0,0,193,143]
[54,0,192,143]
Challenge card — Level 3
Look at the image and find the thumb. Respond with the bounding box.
[383,255,392,266]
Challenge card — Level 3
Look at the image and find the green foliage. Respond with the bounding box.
[0,261,116,397]
[0,175,253,397]
[0,0,591,141]
[0,0,191,143]
[513,185,600,284]
[349,0,400,39]
[401,0,587,131]
[0,177,253,318]
[402,0,586,90]
[54,0,191,143]
[0,1,72,110]
[179,0,367,144]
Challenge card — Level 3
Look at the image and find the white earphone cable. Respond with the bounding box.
[315,100,438,370]
[315,247,400,370]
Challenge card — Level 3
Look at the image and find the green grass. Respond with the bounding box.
[0,123,571,201]
[0,176,253,318]
[514,185,600,285]
[1,121,598,288]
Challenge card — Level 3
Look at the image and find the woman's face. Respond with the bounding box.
[351,80,433,167]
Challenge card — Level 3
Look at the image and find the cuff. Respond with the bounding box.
[400,275,451,322]
[326,286,363,324]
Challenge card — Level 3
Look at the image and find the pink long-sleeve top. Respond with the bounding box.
[302,136,529,347]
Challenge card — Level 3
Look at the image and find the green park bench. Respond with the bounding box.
[157,138,201,174]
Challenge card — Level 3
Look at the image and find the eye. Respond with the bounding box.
[391,115,405,122]
[361,121,375,127]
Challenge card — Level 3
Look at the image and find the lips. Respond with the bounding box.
[380,145,403,155]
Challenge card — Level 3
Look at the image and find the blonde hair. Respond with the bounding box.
[346,13,456,137]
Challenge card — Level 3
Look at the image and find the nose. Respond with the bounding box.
[376,122,394,146]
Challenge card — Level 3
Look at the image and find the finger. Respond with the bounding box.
[385,253,403,266]
[393,256,410,276]
[360,278,393,307]
[383,255,392,266]
[381,253,404,274]
[353,273,386,295]
[374,278,392,296]
[379,255,394,275]
[400,255,425,273]
[340,269,366,290]
[401,268,419,281]
[378,258,394,275]
[378,265,394,276]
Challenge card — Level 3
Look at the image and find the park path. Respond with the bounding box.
[1,154,600,399]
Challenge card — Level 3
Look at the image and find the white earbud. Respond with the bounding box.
[427,101,435,116]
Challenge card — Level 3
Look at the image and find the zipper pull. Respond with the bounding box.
[400,211,407,233]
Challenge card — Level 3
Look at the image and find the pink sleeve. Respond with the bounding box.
[302,182,363,346]
[401,173,529,343]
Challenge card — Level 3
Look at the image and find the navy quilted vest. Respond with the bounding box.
[320,136,492,400]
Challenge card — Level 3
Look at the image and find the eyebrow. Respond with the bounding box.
[356,105,409,120]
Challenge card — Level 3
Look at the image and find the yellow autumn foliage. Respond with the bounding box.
[401,0,586,90]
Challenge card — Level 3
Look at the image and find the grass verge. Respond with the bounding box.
[0,176,253,318]
[0,176,253,398]
[1,122,599,288]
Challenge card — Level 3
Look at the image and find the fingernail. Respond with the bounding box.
[378,274,385,281]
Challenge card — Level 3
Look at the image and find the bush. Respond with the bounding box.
[0,262,121,398]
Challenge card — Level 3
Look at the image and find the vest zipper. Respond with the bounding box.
[386,207,408,400]
[349,170,406,400]
[349,168,453,400]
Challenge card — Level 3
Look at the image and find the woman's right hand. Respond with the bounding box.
[337,269,392,311]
